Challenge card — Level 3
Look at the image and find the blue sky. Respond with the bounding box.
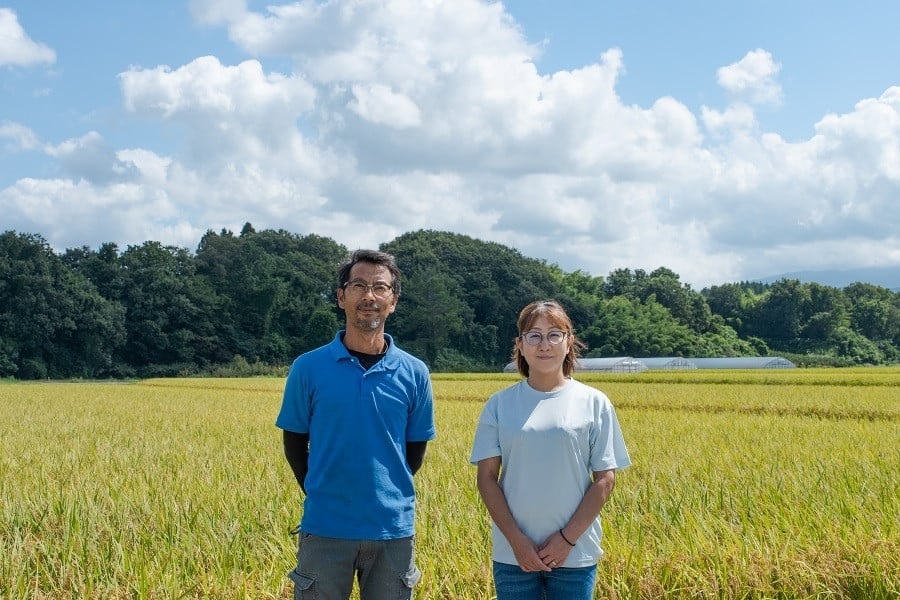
[2,0,899,288]
[507,1,900,140]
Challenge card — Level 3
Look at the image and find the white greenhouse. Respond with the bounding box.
[576,357,648,373]
[502,356,795,373]
[688,357,795,369]
[503,356,647,373]
[639,357,697,370]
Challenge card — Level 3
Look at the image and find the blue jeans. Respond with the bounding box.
[289,532,421,600]
[493,561,597,600]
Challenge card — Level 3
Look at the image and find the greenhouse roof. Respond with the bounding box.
[503,357,647,373]
[689,357,795,369]
[502,356,795,373]
[640,357,697,370]
[575,357,648,372]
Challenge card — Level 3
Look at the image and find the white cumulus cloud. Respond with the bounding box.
[717,49,782,106]
[0,121,41,151]
[0,8,55,67]
[1,1,898,288]
[349,84,422,129]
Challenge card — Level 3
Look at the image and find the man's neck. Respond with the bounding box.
[343,329,387,354]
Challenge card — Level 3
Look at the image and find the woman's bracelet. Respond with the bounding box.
[559,528,576,546]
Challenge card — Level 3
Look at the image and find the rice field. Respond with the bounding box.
[1,368,898,599]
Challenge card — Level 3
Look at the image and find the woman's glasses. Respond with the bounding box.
[520,331,568,346]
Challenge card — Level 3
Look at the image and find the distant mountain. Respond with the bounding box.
[755,266,900,291]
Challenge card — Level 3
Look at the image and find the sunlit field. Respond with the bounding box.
[1,368,898,599]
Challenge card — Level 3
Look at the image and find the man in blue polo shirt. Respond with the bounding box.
[277,249,436,600]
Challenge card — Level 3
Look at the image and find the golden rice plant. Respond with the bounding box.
[0,368,897,599]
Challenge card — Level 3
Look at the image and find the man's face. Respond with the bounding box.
[337,262,398,332]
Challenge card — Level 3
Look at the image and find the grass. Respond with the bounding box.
[1,368,898,599]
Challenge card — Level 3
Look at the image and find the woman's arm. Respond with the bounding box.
[539,469,616,558]
[476,457,551,572]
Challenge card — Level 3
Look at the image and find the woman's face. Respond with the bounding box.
[516,315,570,377]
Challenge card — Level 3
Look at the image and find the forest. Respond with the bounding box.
[1,225,898,379]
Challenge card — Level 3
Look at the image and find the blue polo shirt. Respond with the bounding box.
[276,332,436,539]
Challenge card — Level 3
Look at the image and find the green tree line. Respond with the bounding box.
[1,227,898,379]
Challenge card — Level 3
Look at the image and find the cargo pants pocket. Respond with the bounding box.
[287,570,316,599]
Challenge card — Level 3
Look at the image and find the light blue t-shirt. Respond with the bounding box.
[276,332,436,540]
[470,379,631,567]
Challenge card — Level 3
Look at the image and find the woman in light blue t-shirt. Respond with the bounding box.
[471,300,631,600]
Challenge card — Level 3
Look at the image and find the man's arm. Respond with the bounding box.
[406,441,428,475]
[283,430,310,493]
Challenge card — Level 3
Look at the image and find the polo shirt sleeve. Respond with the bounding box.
[275,357,311,434]
[406,367,436,442]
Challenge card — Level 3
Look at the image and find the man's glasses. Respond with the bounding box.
[520,331,568,346]
[343,279,394,298]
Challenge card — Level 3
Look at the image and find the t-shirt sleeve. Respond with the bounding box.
[470,395,501,464]
[275,358,310,434]
[589,395,632,472]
